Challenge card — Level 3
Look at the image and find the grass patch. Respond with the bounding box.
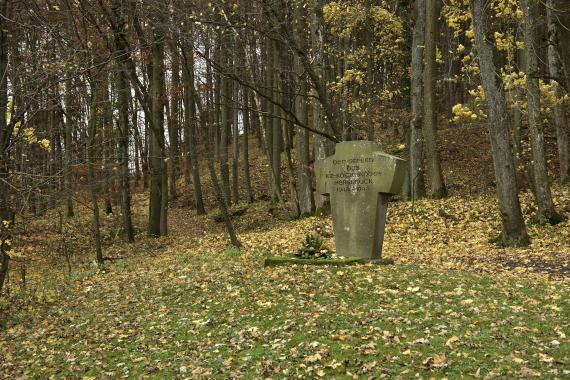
[1,251,569,379]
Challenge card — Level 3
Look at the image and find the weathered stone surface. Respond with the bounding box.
[315,141,406,260]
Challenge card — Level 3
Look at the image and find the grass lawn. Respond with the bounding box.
[2,247,569,379]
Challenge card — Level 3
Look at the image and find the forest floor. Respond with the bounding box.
[1,125,570,378]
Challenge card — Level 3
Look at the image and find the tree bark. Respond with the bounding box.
[470,0,529,246]
[63,80,75,217]
[0,0,11,291]
[168,47,181,199]
[231,78,240,204]
[148,29,168,236]
[219,34,232,207]
[546,0,570,183]
[182,43,206,215]
[423,0,447,199]
[102,78,114,215]
[184,46,240,247]
[292,4,315,214]
[111,0,135,242]
[409,0,426,201]
[522,0,562,224]
[271,39,283,202]
[242,88,255,203]
[87,81,104,264]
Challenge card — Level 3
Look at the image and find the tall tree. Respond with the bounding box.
[0,0,11,292]
[242,88,255,203]
[168,46,181,200]
[219,31,232,207]
[111,0,135,242]
[231,78,240,205]
[546,0,569,184]
[63,80,75,218]
[521,0,562,224]
[423,0,447,199]
[184,46,240,247]
[86,77,104,265]
[148,27,168,236]
[271,39,283,202]
[470,0,529,246]
[409,0,426,201]
[181,40,206,215]
[293,2,315,215]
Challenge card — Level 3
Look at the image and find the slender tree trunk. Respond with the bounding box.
[264,38,274,199]
[132,100,145,188]
[242,88,254,203]
[87,82,104,264]
[296,84,315,215]
[149,29,167,236]
[546,0,570,183]
[231,79,240,204]
[409,0,426,201]
[271,39,283,202]
[423,0,447,199]
[471,0,529,246]
[116,67,135,242]
[101,78,114,215]
[63,80,75,217]
[219,37,232,207]
[168,49,181,200]
[310,0,334,211]
[182,44,206,214]
[0,0,11,290]
[510,48,525,181]
[522,0,562,224]
[292,5,315,214]
[184,46,240,246]
[111,0,135,242]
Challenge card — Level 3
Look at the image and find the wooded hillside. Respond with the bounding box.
[0,0,569,378]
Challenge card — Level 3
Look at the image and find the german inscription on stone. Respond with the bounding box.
[315,141,406,261]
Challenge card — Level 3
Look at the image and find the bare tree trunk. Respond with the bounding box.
[102,78,114,215]
[290,2,315,214]
[510,48,525,182]
[219,35,232,207]
[309,0,333,211]
[271,40,283,202]
[112,0,135,242]
[87,82,104,264]
[409,0,426,201]
[0,0,10,286]
[423,0,447,199]
[231,79,240,204]
[183,46,240,247]
[168,48,181,200]
[182,42,206,215]
[242,88,254,203]
[296,86,315,214]
[264,38,274,199]
[471,0,529,246]
[522,0,562,224]
[149,29,167,236]
[131,96,143,187]
[63,80,75,217]
[546,0,570,183]
[116,69,135,242]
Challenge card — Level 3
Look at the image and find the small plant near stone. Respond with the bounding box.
[294,228,334,259]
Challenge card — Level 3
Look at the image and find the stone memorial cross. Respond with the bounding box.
[315,141,406,261]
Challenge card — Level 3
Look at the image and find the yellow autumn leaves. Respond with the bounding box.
[11,125,52,153]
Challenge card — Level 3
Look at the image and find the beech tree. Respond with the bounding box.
[470,0,529,246]
[521,0,562,225]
